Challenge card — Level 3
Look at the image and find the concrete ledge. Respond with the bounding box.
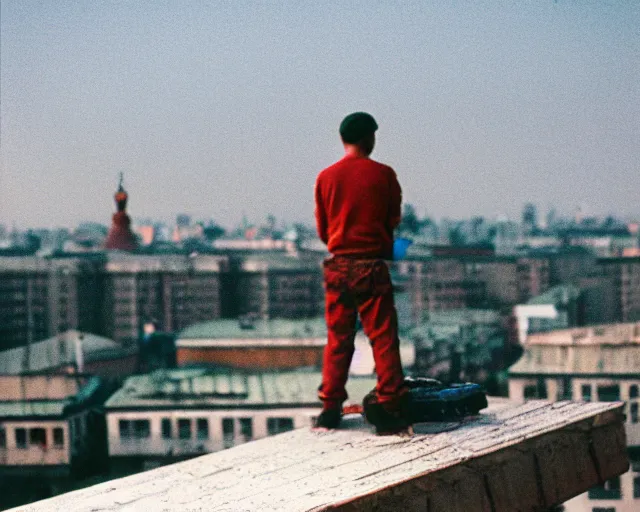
[10,400,629,512]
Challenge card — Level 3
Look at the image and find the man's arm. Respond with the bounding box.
[388,169,402,231]
[314,179,329,244]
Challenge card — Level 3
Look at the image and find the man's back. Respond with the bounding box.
[314,155,401,260]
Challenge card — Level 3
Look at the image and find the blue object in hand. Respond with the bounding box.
[393,238,413,260]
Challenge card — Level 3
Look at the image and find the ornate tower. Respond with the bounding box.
[104,173,138,251]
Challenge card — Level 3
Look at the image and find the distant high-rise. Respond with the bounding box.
[522,203,538,234]
[104,174,138,252]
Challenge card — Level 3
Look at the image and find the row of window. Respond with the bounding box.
[524,382,640,424]
[0,427,64,449]
[118,417,294,442]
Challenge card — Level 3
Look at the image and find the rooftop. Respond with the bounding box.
[510,322,640,376]
[105,367,376,410]
[525,322,640,346]
[13,399,628,511]
[0,330,133,375]
[509,343,640,376]
[526,284,582,306]
[177,317,329,342]
[0,375,102,419]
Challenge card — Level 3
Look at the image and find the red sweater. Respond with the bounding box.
[314,155,402,259]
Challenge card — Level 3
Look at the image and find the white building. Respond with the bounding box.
[0,375,105,477]
[105,368,376,471]
[508,322,640,511]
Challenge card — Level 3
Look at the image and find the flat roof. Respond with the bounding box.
[0,330,130,375]
[177,318,328,341]
[0,377,102,419]
[105,368,376,410]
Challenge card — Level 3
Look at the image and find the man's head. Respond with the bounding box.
[339,112,378,156]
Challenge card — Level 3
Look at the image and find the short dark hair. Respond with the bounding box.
[339,112,378,144]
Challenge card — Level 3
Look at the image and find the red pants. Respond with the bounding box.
[319,256,407,410]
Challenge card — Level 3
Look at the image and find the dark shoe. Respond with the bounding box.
[314,408,342,429]
[373,408,413,436]
[362,391,413,435]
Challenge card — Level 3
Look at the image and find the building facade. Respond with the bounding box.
[508,322,640,446]
[508,323,640,512]
[103,253,228,343]
[0,375,106,477]
[104,368,376,471]
[224,254,324,320]
[598,257,640,323]
[0,257,103,350]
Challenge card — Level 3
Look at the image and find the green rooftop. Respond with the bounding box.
[105,367,377,410]
[0,400,68,419]
[178,317,328,340]
[526,284,581,306]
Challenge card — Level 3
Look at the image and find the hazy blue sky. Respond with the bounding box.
[1,1,638,230]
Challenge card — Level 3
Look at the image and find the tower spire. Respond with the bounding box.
[104,173,138,251]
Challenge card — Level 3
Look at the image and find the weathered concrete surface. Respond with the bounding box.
[9,399,629,512]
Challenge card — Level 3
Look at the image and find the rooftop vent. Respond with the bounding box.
[239,315,256,330]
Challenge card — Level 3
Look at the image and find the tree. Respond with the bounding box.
[203,222,226,241]
[399,204,420,235]
[449,225,467,246]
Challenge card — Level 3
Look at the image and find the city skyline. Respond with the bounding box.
[1,1,639,229]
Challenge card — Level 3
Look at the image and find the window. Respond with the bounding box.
[267,418,294,436]
[222,418,234,448]
[161,418,172,439]
[119,420,132,439]
[196,419,209,440]
[582,384,592,402]
[53,428,64,447]
[178,419,191,440]
[588,476,621,500]
[634,476,640,499]
[0,427,6,448]
[597,385,620,402]
[630,384,639,399]
[560,377,572,400]
[592,508,615,512]
[631,403,638,424]
[29,428,47,448]
[240,418,253,442]
[524,379,547,399]
[15,428,27,449]
[133,420,150,439]
[524,385,538,399]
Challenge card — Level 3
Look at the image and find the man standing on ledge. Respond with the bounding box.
[314,112,410,434]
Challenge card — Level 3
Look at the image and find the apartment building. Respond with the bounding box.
[508,323,640,511]
[598,257,640,322]
[474,256,550,305]
[398,254,550,322]
[103,253,228,343]
[508,323,640,445]
[0,375,106,477]
[398,258,471,323]
[0,257,102,350]
[225,254,324,320]
[562,457,640,512]
[104,367,376,471]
